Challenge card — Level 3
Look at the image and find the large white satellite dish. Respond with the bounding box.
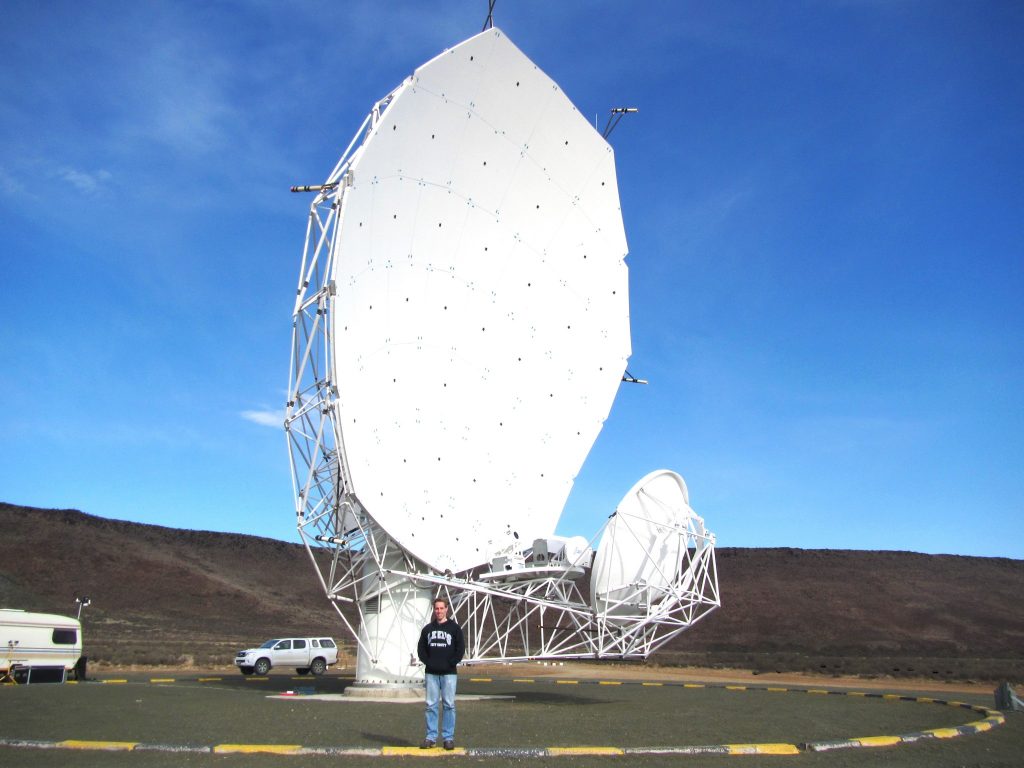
[286,24,719,689]
[333,28,628,574]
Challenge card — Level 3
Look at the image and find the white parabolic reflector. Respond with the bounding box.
[333,28,630,574]
[591,470,709,616]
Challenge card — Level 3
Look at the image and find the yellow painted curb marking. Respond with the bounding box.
[641,682,663,687]
[382,746,466,756]
[198,677,222,682]
[513,678,534,683]
[883,693,901,700]
[555,680,578,685]
[807,689,829,695]
[548,746,624,755]
[767,687,789,693]
[924,728,961,739]
[598,681,622,685]
[725,685,747,691]
[469,677,491,682]
[150,678,175,683]
[100,679,128,684]
[57,740,138,751]
[683,683,705,688]
[856,735,902,747]
[726,743,801,755]
[214,744,303,754]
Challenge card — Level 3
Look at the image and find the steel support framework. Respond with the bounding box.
[285,94,720,670]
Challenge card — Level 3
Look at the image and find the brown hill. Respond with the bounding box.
[2,503,1021,681]
[669,547,1024,681]
[0,502,344,668]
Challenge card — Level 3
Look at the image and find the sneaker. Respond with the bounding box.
[443,740,455,751]
[419,739,435,749]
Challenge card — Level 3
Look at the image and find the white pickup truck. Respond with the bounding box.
[234,637,339,676]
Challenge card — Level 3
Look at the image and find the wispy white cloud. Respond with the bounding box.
[58,166,112,194]
[108,8,236,158]
[681,181,756,236]
[0,161,112,201]
[241,409,284,428]
[0,165,27,198]
[784,413,931,457]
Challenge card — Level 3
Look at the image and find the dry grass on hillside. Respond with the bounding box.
[2,503,1022,682]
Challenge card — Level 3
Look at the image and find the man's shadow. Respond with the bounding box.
[362,732,412,746]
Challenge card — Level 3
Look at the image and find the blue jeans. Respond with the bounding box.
[424,673,457,741]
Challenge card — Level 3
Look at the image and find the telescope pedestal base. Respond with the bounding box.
[344,681,424,700]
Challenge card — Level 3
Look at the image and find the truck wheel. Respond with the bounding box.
[310,657,327,676]
[254,658,271,676]
[239,666,254,676]
[296,668,309,675]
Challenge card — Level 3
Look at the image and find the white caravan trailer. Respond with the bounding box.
[1,609,83,680]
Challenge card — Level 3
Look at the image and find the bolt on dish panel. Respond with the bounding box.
[332,29,630,573]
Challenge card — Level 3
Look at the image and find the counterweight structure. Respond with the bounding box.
[286,28,719,686]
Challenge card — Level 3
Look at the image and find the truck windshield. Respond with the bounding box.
[259,640,279,649]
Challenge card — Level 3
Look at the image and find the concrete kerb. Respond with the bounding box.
[0,676,1007,757]
[797,693,1006,752]
[0,740,805,757]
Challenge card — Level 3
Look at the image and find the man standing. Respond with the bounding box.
[417,597,465,750]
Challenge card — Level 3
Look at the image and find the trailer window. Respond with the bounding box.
[53,629,77,645]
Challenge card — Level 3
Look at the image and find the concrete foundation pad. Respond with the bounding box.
[343,684,423,701]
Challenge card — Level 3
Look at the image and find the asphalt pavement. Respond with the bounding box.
[1,671,1021,767]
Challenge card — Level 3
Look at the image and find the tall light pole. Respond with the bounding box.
[75,596,91,620]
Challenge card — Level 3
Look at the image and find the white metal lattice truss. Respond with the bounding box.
[285,28,719,684]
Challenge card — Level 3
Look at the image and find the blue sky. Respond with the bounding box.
[1,1,1021,559]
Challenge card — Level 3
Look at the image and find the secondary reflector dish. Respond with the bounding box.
[591,470,709,617]
[333,28,630,574]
